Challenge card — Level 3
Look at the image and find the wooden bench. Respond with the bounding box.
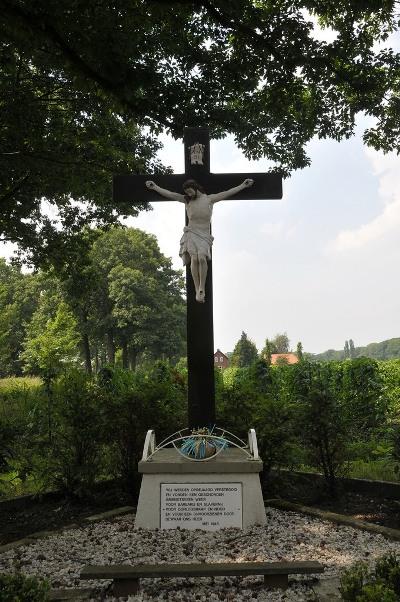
[80,560,324,596]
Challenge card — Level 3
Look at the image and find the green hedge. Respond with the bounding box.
[0,573,49,602]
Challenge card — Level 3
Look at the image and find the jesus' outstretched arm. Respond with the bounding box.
[209,178,254,204]
[146,180,185,202]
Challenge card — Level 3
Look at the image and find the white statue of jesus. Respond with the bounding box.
[145,178,254,302]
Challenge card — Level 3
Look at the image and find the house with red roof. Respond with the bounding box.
[270,353,299,365]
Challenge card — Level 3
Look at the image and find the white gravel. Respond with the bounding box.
[0,508,398,601]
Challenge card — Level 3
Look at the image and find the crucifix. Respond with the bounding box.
[113,127,282,429]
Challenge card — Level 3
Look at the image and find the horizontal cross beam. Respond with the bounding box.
[113,173,282,203]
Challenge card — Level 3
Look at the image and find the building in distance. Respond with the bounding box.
[270,353,299,365]
[214,349,230,370]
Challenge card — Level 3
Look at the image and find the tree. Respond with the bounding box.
[340,357,387,438]
[2,1,400,255]
[21,297,81,381]
[0,259,40,375]
[293,361,353,496]
[0,22,165,261]
[296,341,304,361]
[21,291,81,440]
[272,332,290,354]
[231,331,258,368]
[349,339,356,359]
[344,340,350,359]
[89,227,186,368]
[48,229,102,374]
[261,339,273,365]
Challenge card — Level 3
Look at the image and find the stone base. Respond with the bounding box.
[135,448,266,530]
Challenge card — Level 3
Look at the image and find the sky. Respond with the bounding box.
[129,121,400,356]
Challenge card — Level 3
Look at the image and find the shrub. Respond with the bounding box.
[44,369,107,497]
[340,554,400,601]
[0,573,49,601]
[255,396,298,475]
[0,378,46,496]
[340,562,369,600]
[24,370,108,498]
[341,358,387,438]
[102,364,186,492]
[217,367,259,439]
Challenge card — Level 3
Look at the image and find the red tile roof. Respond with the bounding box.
[270,353,299,365]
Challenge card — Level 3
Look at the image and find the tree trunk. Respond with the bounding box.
[79,310,92,374]
[94,346,99,374]
[129,348,138,371]
[82,332,92,374]
[122,341,129,369]
[106,331,115,365]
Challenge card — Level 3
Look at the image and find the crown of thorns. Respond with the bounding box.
[182,179,205,192]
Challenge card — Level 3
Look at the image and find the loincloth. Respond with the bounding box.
[179,226,214,265]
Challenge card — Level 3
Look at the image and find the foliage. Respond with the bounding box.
[346,459,400,483]
[100,363,186,490]
[290,361,354,494]
[261,333,291,357]
[380,360,400,414]
[216,360,297,473]
[340,561,370,601]
[261,339,272,365]
[313,338,400,361]
[255,396,298,475]
[272,333,290,354]
[0,259,39,376]
[36,370,107,497]
[217,366,259,438]
[231,331,258,368]
[340,358,387,438]
[0,355,398,498]
[2,1,400,184]
[0,363,187,497]
[0,23,165,262]
[89,227,186,368]
[0,377,45,496]
[340,554,400,601]
[0,228,186,378]
[0,572,49,601]
[0,376,41,389]
[1,1,400,260]
[21,298,81,383]
[296,342,304,361]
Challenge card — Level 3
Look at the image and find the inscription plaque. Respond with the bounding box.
[160,483,242,530]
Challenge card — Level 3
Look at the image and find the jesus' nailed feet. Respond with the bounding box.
[196,289,205,303]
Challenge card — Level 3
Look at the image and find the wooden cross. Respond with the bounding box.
[113,127,282,429]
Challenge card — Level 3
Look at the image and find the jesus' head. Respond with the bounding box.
[183,179,205,202]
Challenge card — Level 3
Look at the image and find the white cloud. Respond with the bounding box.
[330,197,400,251]
[329,148,400,252]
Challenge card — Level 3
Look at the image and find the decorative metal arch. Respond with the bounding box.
[141,427,260,462]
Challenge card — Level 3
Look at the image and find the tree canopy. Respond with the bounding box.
[231,331,258,367]
[261,332,291,357]
[0,228,186,376]
[313,337,400,361]
[2,0,400,255]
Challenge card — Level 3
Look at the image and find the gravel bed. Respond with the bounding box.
[1,507,399,601]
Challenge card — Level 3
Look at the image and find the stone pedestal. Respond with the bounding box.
[135,447,265,530]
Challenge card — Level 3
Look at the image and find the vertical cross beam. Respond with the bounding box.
[184,128,215,428]
[113,127,282,431]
